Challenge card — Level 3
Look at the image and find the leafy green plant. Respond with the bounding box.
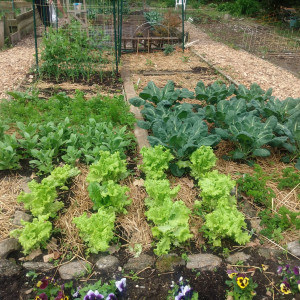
[40,21,109,82]
[0,120,9,139]
[144,179,192,255]
[144,11,163,25]
[195,81,235,105]
[139,145,174,180]
[198,170,236,212]
[259,207,300,242]
[18,165,79,218]
[237,164,275,207]
[10,216,52,254]
[88,181,131,213]
[0,134,21,170]
[234,83,273,103]
[144,179,181,204]
[73,208,115,254]
[86,150,128,183]
[130,80,194,106]
[189,146,217,180]
[228,115,285,159]
[277,167,300,190]
[2,91,135,129]
[202,205,250,247]
[163,44,174,56]
[147,106,220,160]
[226,271,257,299]
[29,149,55,174]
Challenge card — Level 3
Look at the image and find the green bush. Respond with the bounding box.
[217,0,261,16]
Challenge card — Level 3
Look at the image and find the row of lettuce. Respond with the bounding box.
[130,80,300,171]
[11,147,251,256]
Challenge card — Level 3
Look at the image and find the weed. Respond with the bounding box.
[237,164,275,207]
[181,55,190,63]
[181,253,189,262]
[164,44,174,56]
[277,167,300,191]
[146,58,154,66]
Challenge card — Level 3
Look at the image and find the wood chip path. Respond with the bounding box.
[1,24,300,100]
[186,22,300,99]
[0,34,35,99]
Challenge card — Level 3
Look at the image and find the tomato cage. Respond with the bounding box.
[32,0,187,75]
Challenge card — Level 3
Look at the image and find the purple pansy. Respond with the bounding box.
[115,278,126,293]
[35,293,48,300]
[175,284,193,300]
[277,266,283,274]
[285,265,291,273]
[84,290,104,300]
[106,293,117,300]
[293,266,299,276]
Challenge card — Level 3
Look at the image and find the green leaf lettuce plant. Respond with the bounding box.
[139,145,174,180]
[11,216,52,255]
[73,207,115,254]
[86,150,128,183]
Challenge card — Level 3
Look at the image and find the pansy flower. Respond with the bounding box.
[35,293,48,300]
[106,293,117,300]
[285,265,291,273]
[175,284,193,300]
[293,266,299,276]
[236,274,249,289]
[298,280,300,292]
[115,278,126,293]
[227,269,238,279]
[280,281,291,294]
[84,290,104,300]
[54,290,69,300]
[277,266,283,274]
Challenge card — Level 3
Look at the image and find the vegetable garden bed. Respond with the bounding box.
[0,44,299,300]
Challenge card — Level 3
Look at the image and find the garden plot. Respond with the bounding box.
[123,50,225,93]
[1,23,300,300]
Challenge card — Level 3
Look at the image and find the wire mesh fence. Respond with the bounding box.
[240,25,300,58]
[32,0,186,80]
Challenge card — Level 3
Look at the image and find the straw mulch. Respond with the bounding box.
[214,140,300,247]
[54,165,91,257]
[172,176,205,248]
[117,178,153,252]
[0,175,26,241]
[55,166,153,256]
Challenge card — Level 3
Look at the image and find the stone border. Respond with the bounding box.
[121,67,150,151]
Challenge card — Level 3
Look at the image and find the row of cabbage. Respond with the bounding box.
[130,80,300,173]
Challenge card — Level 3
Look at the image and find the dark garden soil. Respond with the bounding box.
[0,223,299,300]
[20,71,124,98]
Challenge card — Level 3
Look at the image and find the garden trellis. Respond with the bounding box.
[31,0,186,75]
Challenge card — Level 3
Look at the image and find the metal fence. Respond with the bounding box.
[32,0,186,77]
